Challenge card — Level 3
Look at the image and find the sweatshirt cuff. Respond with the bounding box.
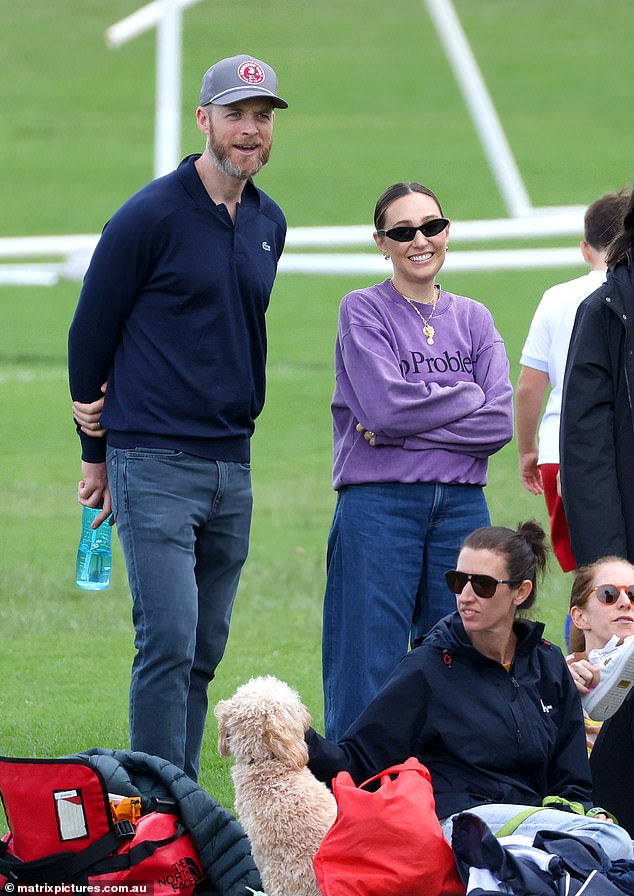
[79,431,107,464]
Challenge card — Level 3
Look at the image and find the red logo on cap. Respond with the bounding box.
[237,61,265,85]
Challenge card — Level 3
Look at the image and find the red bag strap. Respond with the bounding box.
[357,757,430,791]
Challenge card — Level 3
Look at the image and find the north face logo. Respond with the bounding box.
[158,856,203,890]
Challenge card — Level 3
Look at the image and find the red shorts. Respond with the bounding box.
[540,463,576,572]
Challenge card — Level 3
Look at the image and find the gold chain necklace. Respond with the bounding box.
[392,281,440,345]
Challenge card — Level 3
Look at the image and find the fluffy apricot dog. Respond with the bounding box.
[215,675,336,896]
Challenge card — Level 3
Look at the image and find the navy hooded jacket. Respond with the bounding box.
[308,613,592,819]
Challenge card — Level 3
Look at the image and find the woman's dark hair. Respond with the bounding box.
[462,520,549,610]
[605,186,634,267]
[569,555,630,653]
[373,182,444,231]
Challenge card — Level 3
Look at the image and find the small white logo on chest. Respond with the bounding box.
[541,699,553,714]
[262,241,271,252]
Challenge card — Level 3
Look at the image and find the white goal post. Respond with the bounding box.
[1,0,591,286]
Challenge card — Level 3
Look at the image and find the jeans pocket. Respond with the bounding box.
[106,447,119,521]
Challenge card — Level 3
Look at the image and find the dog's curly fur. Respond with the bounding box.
[214,675,336,896]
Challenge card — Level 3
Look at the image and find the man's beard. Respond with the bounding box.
[207,131,271,180]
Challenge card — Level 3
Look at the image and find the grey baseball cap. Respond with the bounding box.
[199,54,288,109]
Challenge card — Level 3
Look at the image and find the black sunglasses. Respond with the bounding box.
[377,217,449,242]
[587,583,634,604]
[445,569,524,600]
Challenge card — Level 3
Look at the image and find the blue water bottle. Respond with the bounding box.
[76,506,112,591]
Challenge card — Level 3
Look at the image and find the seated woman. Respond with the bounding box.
[568,556,634,836]
[307,521,633,861]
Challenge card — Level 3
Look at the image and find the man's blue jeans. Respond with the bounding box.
[322,481,489,741]
[107,447,252,781]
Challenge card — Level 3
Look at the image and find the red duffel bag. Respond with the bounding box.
[0,756,205,894]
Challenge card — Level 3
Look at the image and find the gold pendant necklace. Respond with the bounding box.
[392,281,440,345]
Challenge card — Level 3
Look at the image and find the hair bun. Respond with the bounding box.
[516,519,549,573]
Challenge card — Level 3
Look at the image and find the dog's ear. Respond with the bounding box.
[214,699,231,757]
[263,710,309,770]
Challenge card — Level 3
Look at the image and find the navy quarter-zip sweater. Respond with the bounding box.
[68,154,286,464]
[308,613,592,819]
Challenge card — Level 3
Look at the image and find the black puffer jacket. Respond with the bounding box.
[560,263,634,566]
[76,749,262,896]
[307,614,592,819]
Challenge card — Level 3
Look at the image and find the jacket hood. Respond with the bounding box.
[421,611,546,660]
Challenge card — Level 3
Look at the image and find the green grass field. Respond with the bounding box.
[1,0,633,810]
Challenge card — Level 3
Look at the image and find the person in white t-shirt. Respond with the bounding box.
[516,191,630,579]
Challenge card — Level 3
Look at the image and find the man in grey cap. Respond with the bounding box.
[69,54,287,781]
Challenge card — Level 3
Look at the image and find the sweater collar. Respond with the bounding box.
[176,153,261,211]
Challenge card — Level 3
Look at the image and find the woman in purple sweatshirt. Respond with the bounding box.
[323,181,513,740]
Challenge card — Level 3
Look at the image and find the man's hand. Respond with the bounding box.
[78,460,112,528]
[519,451,544,495]
[73,381,107,438]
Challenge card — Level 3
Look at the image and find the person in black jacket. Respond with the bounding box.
[560,187,634,567]
[307,521,634,860]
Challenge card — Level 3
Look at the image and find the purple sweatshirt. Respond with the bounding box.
[332,279,513,489]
